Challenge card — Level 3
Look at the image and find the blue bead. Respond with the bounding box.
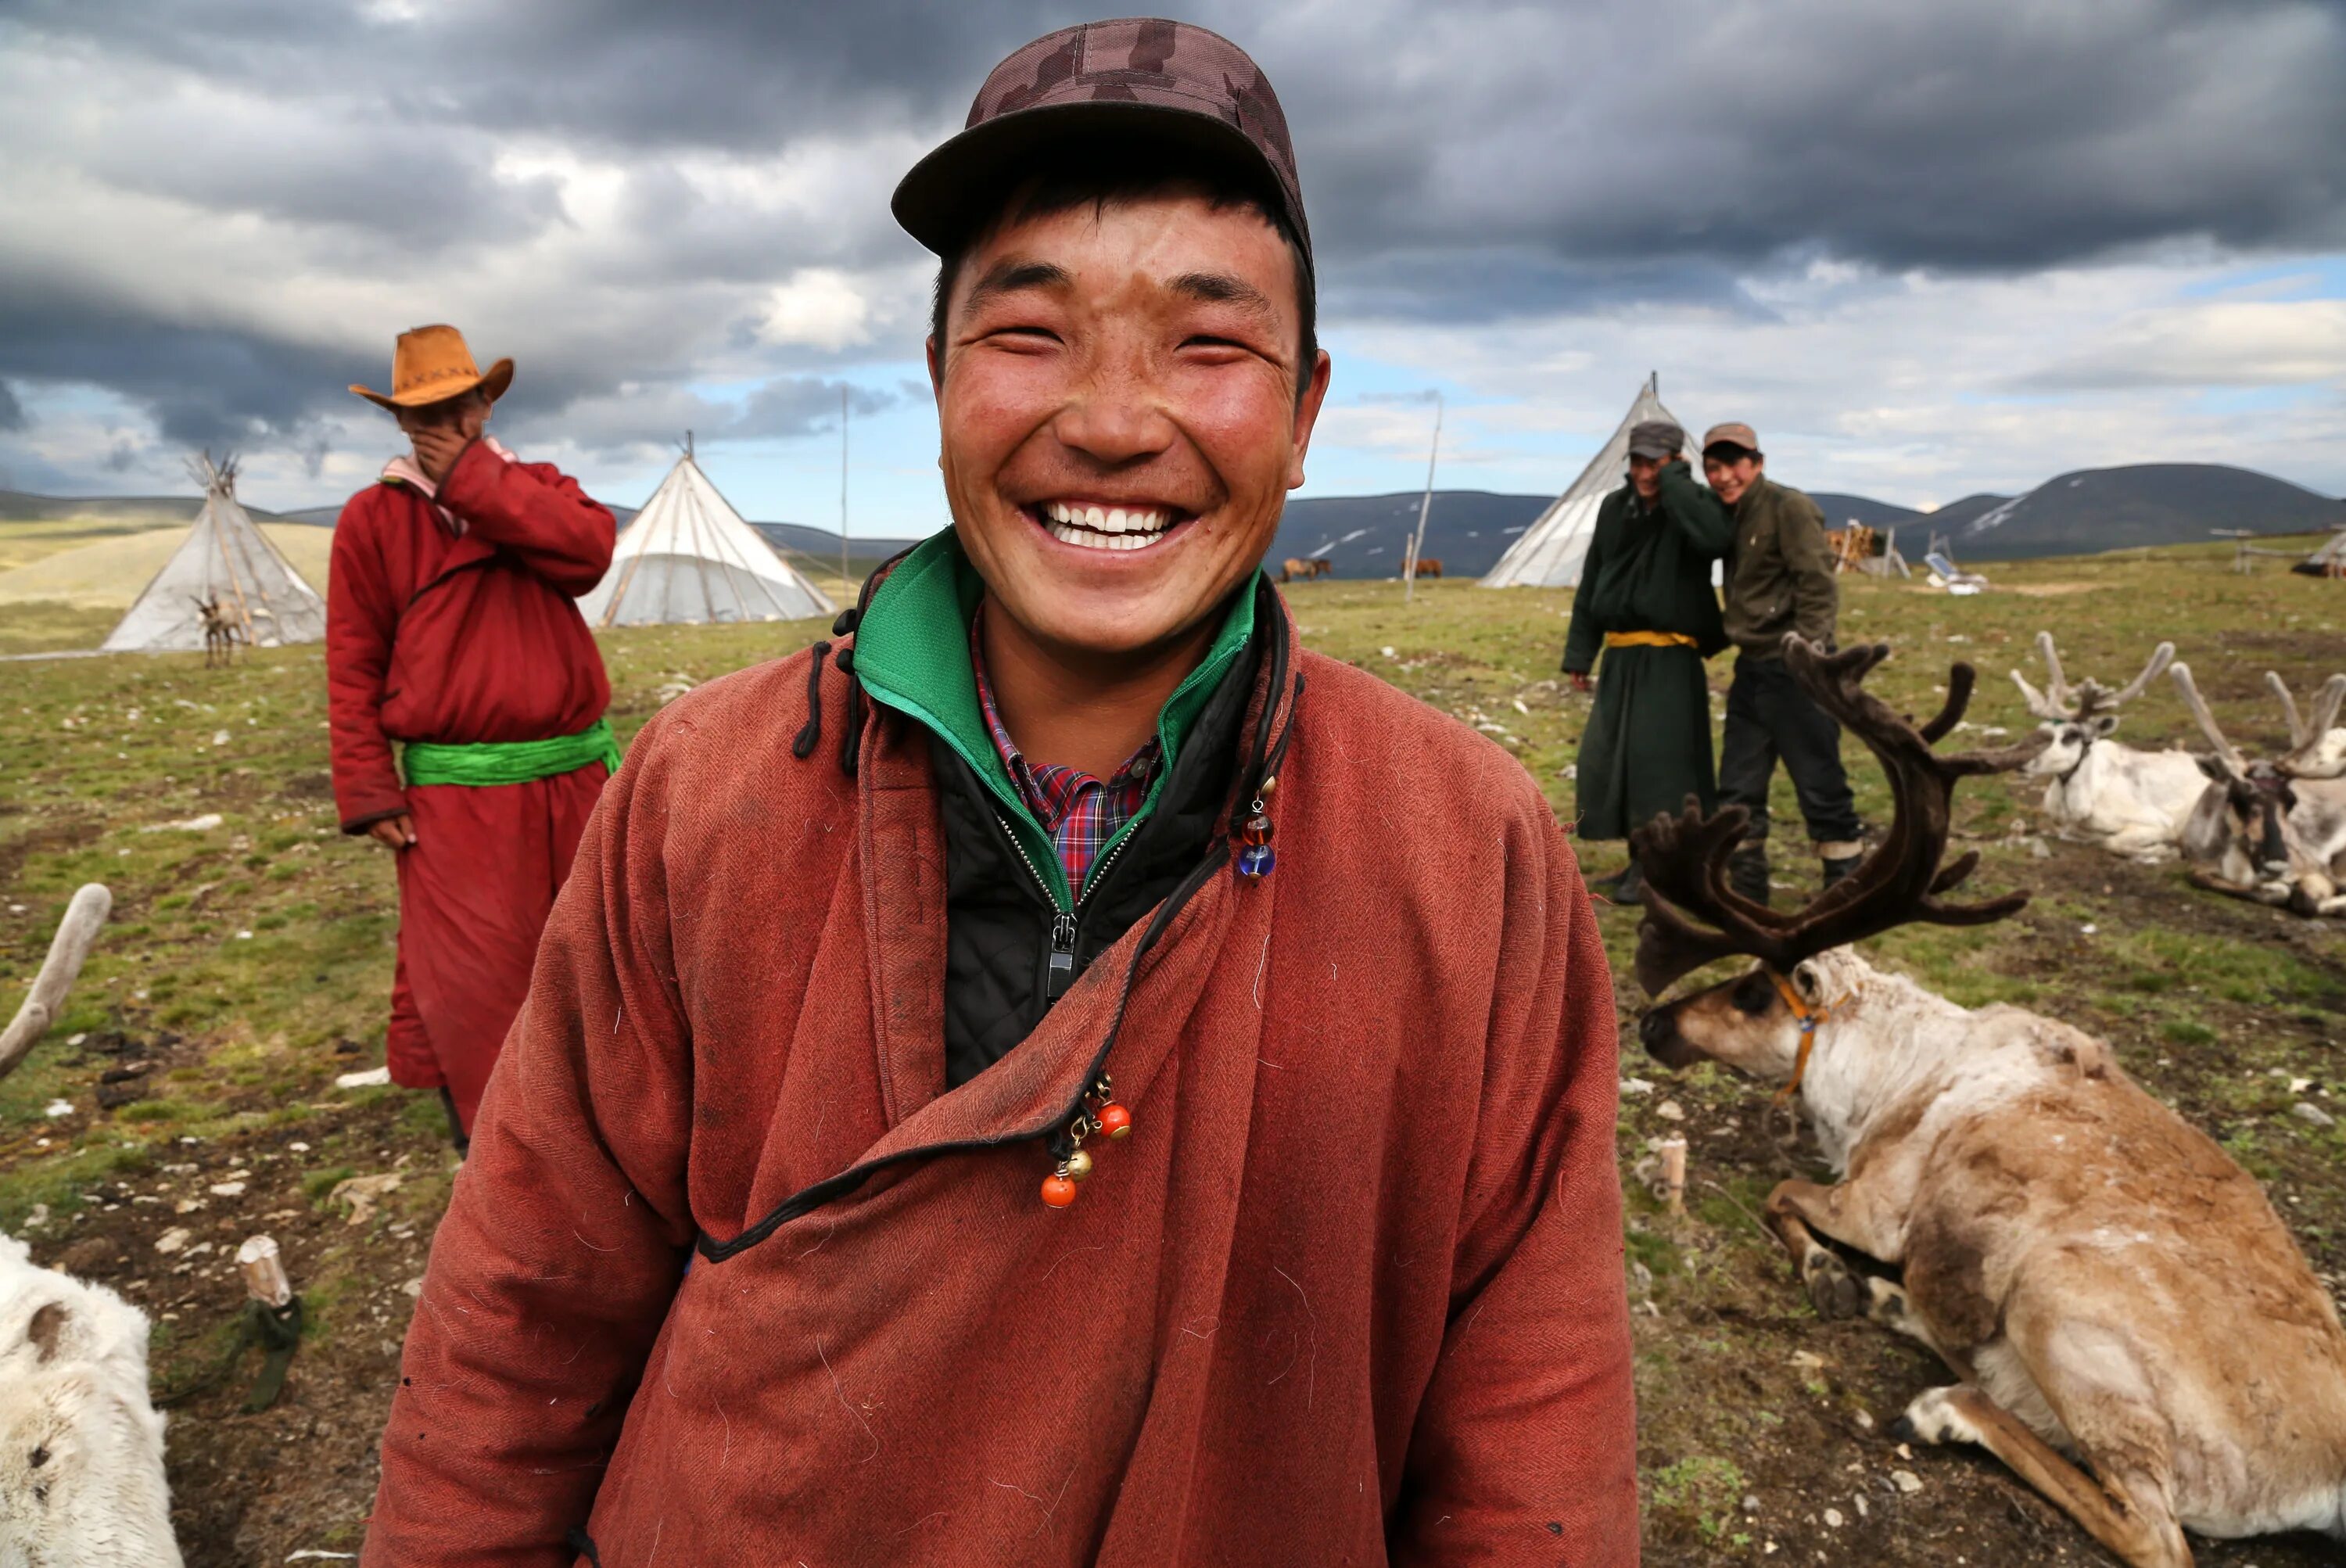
[1237,844,1275,878]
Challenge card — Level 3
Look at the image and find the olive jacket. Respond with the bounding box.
[1720,476,1838,655]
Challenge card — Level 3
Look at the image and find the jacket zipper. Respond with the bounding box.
[997,813,1133,1000]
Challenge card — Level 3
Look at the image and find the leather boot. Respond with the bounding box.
[1612,859,1645,906]
[1820,853,1864,890]
[1727,845,1770,907]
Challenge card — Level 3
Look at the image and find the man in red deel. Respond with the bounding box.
[328,325,619,1147]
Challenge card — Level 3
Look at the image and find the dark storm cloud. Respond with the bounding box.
[17,0,2339,271]
[0,381,23,432]
[0,285,349,452]
[2,0,2343,479]
[727,377,902,440]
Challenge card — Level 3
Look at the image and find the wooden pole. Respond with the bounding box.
[1404,393,1443,605]
[840,386,851,594]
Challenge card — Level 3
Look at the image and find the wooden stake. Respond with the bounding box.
[237,1235,293,1308]
[1658,1136,1688,1217]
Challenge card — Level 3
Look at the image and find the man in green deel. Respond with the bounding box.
[1562,418,1731,903]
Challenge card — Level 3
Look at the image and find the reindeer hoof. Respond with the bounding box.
[1802,1250,1865,1321]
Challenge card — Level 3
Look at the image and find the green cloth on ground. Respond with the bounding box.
[1572,644,1716,841]
[1562,462,1731,842]
[400,717,622,788]
[848,528,1257,910]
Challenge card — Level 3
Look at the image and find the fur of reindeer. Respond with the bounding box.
[2008,634,2202,861]
[2171,663,2346,917]
[0,887,183,1566]
[1632,639,2346,1567]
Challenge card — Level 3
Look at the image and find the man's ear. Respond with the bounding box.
[1285,348,1333,491]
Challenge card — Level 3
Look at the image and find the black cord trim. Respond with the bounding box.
[790,640,832,759]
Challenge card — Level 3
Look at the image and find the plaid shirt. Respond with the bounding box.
[970,610,1161,899]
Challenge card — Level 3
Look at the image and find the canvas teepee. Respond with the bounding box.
[101,454,325,651]
[1479,374,1695,589]
[578,440,837,627]
[2294,526,2346,579]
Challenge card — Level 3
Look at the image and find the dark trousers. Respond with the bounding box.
[1718,653,1861,848]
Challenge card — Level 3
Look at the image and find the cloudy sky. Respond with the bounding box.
[3,0,2343,535]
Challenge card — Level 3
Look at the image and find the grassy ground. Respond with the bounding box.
[2,549,2342,1563]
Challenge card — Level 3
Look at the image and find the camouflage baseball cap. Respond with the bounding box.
[891,18,1310,267]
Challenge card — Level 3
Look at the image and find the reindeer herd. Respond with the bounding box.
[1637,637,2346,1566]
[2014,632,2346,918]
[1,631,2342,1566]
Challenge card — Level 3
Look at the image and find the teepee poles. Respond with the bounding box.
[1403,393,1443,605]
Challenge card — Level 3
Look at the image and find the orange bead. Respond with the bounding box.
[1041,1174,1079,1208]
[1097,1103,1133,1139]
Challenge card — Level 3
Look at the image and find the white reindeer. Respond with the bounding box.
[2008,633,2203,861]
[2172,664,2346,917]
[0,885,183,1566]
[1631,639,2346,1568]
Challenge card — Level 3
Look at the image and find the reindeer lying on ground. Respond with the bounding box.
[0,885,182,1566]
[1634,638,2346,1568]
[2172,664,2346,916]
[2009,633,2203,861]
[192,596,242,668]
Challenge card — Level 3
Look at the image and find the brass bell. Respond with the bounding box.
[1066,1148,1096,1182]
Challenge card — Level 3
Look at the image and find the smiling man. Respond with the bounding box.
[364,20,1635,1566]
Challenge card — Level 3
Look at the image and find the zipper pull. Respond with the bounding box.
[1046,912,1078,999]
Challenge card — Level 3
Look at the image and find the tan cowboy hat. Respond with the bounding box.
[350,325,514,411]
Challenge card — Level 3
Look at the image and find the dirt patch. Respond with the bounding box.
[2004,581,2109,597]
[19,1094,439,1565]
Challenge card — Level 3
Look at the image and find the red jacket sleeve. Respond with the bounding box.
[364,713,695,1566]
[439,440,617,596]
[1390,788,1640,1564]
[325,497,411,833]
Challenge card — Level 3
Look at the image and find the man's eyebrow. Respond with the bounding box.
[962,259,1072,314]
[1169,271,1275,315]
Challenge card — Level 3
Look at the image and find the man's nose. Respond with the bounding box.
[1052,381,1175,467]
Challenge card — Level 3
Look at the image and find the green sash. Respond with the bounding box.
[400,717,622,788]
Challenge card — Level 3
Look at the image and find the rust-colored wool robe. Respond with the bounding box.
[363,600,1638,1566]
[326,440,616,1130]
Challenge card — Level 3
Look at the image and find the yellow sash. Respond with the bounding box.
[1602,630,1699,650]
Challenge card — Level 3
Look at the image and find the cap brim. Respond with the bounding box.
[347,358,513,411]
[891,100,1304,262]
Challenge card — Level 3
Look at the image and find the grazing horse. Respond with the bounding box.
[1412,558,1442,579]
[1278,557,1332,583]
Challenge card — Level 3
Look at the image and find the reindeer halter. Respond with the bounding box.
[1766,967,1851,1103]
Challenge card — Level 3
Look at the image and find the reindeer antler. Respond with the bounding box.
[2011,635,2173,722]
[1630,638,2043,995]
[2010,631,2074,719]
[2170,662,2247,780]
[1,884,110,1081]
[2266,671,2346,777]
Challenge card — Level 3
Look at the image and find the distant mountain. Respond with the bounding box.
[1269,490,1552,579]
[1919,494,2013,536]
[1946,464,2340,559]
[1808,493,1923,529]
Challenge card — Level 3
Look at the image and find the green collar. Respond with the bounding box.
[849,528,1258,910]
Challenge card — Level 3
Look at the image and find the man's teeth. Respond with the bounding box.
[1041,501,1175,551]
